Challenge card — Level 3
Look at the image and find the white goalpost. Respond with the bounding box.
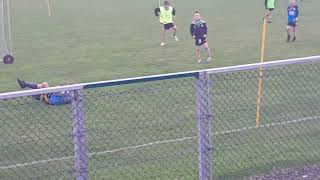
[46,0,52,17]
[0,0,14,64]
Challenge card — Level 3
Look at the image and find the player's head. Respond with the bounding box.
[193,11,201,21]
[164,0,169,9]
[289,0,297,6]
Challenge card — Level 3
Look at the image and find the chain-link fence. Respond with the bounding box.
[210,62,320,179]
[0,56,320,179]
[84,77,199,179]
[0,94,74,179]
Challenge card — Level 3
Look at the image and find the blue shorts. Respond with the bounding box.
[288,22,297,27]
[163,23,175,30]
[195,37,207,46]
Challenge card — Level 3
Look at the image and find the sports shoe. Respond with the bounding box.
[17,78,26,89]
[198,59,202,63]
[174,36,179,42]
[160,42,165,46]
[207,57,212,62]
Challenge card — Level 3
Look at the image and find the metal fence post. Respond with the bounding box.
[72,90,89,180]
[196,71,214,180]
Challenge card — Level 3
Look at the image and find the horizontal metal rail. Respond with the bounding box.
[1,55,319,100]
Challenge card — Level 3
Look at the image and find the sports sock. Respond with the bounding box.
[206,48,212,58]
[24,82,38,89]
[287,35,291,42]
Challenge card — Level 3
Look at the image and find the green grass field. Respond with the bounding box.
[1,63,320,179]
[1,0,320,92]
[1,0,320,179]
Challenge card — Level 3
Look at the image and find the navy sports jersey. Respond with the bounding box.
[190,20,207,38]
[190,20,208,46]
[288,5,299,23]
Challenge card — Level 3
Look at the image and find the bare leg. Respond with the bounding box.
[17,79,50,101]
[264,10,272,23]
[160,25,165,46]
[292,26,296,42]
[203,43,212,61]
[172,27,176,37]
[195,47,201,62]
[267,11,272,22]
[172,26,179,41]
[286,26,291,42]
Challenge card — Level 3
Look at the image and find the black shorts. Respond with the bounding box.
[288,22,297,27]
[163,23,175,30]
[266,8,274,11]
[195,37,207,46]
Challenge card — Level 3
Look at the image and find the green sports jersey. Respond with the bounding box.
[265,0,276,9]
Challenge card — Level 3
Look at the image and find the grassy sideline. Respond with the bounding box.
[0,0,319,92]
[0,0,320,179]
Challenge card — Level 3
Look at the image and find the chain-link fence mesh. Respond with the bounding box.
[0,59,320,180]
[210,62,320,179]
[0,94,74,179]
[84,77,199,179]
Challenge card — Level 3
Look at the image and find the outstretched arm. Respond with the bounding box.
[154,7,160,17]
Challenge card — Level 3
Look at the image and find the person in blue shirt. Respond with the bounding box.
[190,11,212,63]
[17,78,72,105]
[286,0,299,42]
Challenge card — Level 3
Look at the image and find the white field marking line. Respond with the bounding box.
[0,136,195,170]
[1,116,319,170]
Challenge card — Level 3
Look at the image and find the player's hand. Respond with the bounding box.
[204,35,207,42]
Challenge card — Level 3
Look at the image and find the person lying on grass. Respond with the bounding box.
[17,78,72,105]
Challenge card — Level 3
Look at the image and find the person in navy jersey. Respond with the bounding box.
[287,0,299,42]
[190,11,212,63]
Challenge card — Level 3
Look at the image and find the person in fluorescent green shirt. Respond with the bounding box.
[154,0,179,46]
[264,0,276,23]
